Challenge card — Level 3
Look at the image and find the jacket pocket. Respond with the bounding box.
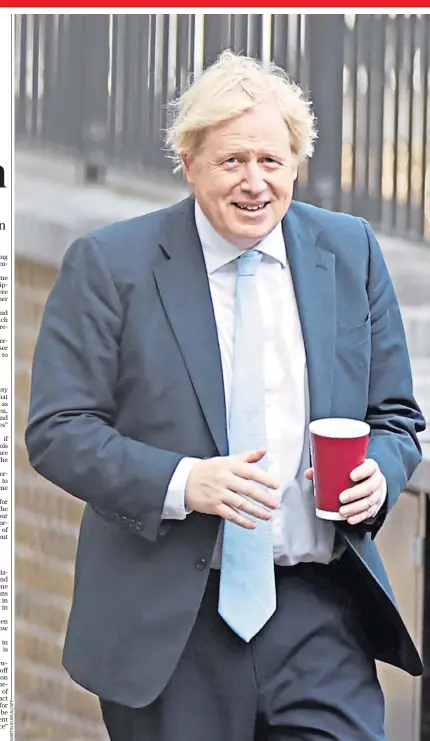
[337,313,371,348]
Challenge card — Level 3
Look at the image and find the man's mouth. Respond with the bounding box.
[232,202,269,211]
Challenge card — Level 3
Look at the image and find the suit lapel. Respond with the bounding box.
[153,198,336,452]
[282,207,336,422]
[153,198,228,456]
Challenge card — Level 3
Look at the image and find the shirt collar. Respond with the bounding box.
[194,200,287,274]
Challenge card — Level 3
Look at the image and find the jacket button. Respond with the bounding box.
[195,558,207,571]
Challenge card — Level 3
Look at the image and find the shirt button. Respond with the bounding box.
[195,558,207,571]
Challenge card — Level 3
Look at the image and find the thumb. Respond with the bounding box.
[304,467,314,480]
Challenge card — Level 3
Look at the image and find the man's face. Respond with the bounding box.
[183,104,298,250]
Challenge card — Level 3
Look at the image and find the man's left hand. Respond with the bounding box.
[304,459,387,525]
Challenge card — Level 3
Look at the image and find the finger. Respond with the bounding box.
[304,468,313,480]
[346,505,379,526]
[233,461,279,491]
[350,458,379,482]
[340,492,381,520]
[217,503,256,530]
[228,493,273,521]
[240,448,267,463]
[339,471,382,504]
[229,476,279,509]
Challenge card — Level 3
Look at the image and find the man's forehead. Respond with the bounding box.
[205,119,291,151]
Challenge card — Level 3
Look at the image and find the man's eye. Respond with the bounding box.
[262,157,277,164]
[224,157,238,165]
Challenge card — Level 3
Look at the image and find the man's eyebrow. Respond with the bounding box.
[215,149,248,159]
[215,148,286,160]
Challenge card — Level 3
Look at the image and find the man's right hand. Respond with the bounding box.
[185,448,279,529]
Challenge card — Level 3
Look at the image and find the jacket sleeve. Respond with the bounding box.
[361,219,426,538]
[25,235,183,543]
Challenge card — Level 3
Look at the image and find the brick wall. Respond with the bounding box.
[422,505,430,741]
[15,258,107,741]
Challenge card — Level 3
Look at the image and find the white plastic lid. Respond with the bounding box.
[309,418,370,439]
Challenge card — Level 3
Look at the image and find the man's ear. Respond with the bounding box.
[182,154,194,185]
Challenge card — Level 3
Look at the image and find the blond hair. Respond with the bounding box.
[165,50,318,172]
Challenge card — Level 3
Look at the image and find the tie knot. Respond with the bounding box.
[236,249,263,277]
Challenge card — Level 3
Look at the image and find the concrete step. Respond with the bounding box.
[410,357,430,442]
[402,306,430,358]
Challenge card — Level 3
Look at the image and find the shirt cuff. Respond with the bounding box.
[161,457,201,520]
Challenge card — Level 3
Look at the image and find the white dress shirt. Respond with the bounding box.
[162,201,338,567]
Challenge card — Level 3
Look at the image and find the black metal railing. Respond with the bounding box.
[15,13,430,243]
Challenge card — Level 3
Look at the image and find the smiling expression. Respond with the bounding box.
[183,104,298,251]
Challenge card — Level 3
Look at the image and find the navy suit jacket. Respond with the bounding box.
[26,196,426,707]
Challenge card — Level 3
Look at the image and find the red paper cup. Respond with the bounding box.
[309,418,370,520]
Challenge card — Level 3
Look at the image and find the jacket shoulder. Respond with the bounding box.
[87,198,189,250]
[290,200,367,237]
[289,200,374,266]
[64,197,192,277]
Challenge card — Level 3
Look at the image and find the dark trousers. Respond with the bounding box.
[100,560,386,741]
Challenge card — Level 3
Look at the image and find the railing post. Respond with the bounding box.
[80,15,110,183]
[305,15,345,212]
[203,15,231,67]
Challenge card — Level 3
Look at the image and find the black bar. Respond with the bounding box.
[406,15,416,234]
[189,14,196,83]
[392,15,402,232]
[363,16,372,203]
[350,17,359,213]
[368,15,386,227]
[41,14,54,143]
[136,14,150,167]
[247,14,263,59]
[150,15,167,172]
[420,15,429,241]
[30,15,40,138]
[121,14,137,162]
[80,14,110,180]
[271,15,289,68]
[160,15,170,135]
[108,15,119,157]
[175,14,190,96]
[295,15,304,85]
[306,15,344,212]
[147,14,157,169]
[231,14,248,56]
[203,15,231,67]
[67,15,85,153]
[54,15,68,149]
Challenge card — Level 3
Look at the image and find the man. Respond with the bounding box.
[26,51,425,741]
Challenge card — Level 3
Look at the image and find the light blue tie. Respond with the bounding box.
[218,249,276,642]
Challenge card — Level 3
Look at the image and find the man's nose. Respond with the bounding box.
[241,162,266,195]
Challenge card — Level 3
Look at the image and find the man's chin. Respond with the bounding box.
[233,222,272,242]
[228,227,270,250]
